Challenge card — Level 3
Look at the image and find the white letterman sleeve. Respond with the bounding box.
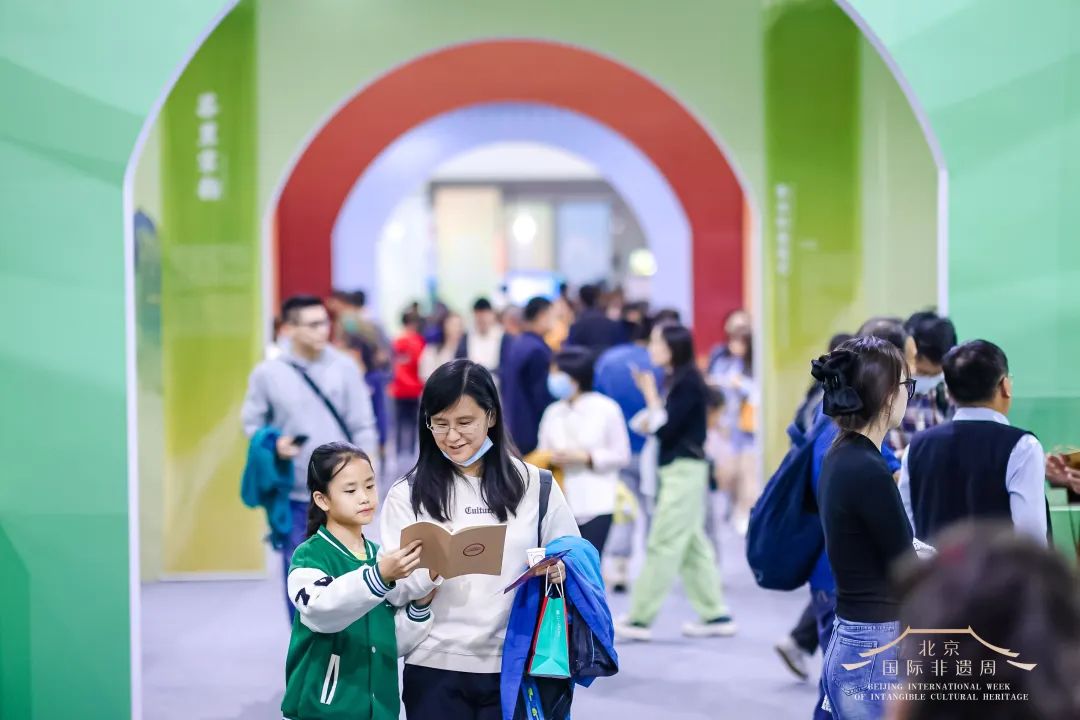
[395,602,434,656]
[288,564,396,634]
[379,481,443,603]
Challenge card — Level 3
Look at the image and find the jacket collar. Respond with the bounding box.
[316,526,374,562]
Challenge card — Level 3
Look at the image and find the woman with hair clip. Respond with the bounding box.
[379,359,580,720]
[813,337,919,720]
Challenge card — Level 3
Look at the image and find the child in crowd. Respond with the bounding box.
[282,442,434,720]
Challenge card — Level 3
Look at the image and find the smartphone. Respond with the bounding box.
[292,434,310,448]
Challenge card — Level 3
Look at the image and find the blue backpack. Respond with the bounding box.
[745,413,832,591]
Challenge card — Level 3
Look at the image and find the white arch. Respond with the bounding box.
[332,102,693,321]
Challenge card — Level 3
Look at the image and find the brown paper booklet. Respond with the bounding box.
[399,522,507,579]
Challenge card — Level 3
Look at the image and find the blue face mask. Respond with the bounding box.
[547,372,575,401]
[442,436,494,468]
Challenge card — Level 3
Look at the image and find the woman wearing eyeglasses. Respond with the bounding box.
[813,337,918,720]
[380,359,580,720]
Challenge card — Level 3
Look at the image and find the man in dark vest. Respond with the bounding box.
[898,340,1048,545]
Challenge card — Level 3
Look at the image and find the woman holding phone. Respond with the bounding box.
[615,323,737,641]
[380,359,580,720]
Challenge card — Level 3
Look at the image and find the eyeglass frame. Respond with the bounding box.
[425,413,492,437]
[294,319,330,331]
[900,379,917,401]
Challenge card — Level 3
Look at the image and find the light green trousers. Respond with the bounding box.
[628,458,729,624]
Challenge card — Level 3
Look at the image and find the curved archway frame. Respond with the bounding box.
[275,39,746,351]
[332,102,693,321]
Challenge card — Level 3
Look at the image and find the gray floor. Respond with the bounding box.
[143,458,819,718]
[142,535,818,718]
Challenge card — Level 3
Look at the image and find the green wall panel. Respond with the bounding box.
[847,0,1080,449]
[5,1,1077,717]
[159,0,264,574]
[0,1,232,717]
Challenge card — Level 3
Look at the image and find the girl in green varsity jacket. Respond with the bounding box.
[282,442,434,720]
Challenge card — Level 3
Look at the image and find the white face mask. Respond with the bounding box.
[913,373,945,395]
[442,436,494,468]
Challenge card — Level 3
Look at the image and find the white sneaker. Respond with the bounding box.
[614,617,653,642]
[682,616,738,638]
[774,636,812,682]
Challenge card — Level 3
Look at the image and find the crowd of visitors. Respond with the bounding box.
[242,286,1080,720]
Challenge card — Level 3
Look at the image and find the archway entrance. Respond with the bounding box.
[273,39,748,353]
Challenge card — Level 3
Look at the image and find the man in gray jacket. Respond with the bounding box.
[241,294,378,617]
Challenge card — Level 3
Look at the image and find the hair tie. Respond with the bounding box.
[810,350,864,417]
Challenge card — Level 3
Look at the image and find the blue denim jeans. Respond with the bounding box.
[821,616,901,720]
[810,589,837,720]
[282,500,309,622]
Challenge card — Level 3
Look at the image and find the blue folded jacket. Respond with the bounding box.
[501,535,618,720]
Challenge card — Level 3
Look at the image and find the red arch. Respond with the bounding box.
[276,39,743,350]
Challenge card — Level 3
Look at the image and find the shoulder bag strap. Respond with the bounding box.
[287,362,353,442]
[537,469,553,547]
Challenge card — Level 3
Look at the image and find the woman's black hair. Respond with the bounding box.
[554,346,596,392]
[659,323,696,370]
[811,336,907,441]
[306,442,373,537]
[895,523,1080,720]
[406,359,525,523]
[942,339,1009,404]
[658,323,708,396]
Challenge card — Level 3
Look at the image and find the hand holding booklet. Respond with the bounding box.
[399,522,507,579]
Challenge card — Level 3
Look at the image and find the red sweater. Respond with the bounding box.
[389,331,425,399]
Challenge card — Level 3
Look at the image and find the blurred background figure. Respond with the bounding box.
[707,309,758,535]
[419,311,465,381]
[568,283,628,353]
[546,283,575,352]
[616,323,737,642]
[502,296,556,455]
[334,290,392,461]
[460,297,505,374]
[240,295,378,620]
[536,345,631,556]
[596,312,662,592]
[389,310,426,461]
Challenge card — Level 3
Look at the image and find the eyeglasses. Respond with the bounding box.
[426,417,486,436]
[901,379,917,400]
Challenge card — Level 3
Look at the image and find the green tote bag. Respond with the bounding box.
[528,578,571,679]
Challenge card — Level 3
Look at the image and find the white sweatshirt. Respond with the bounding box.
[379,459,580,673]
[537,392,632,523]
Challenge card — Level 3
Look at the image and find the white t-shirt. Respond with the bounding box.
[467,327,504,372]
[538,392,632,523]
[379,459,580,673]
